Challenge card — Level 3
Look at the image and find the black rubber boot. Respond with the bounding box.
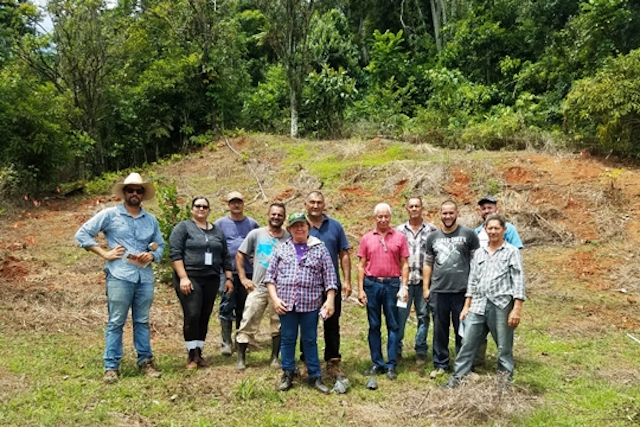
[278,370,295,391]
[236,342,248,370]
[270,335,281,368]
[221,320,233,357]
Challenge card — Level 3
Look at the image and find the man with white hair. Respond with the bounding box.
[357,203,409,380]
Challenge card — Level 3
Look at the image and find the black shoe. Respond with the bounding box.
[278,370,295,391]
[308,377,330,394]
[364,365,385,376]
[386,367,398,380]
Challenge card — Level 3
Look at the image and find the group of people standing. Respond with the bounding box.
[75,172,526,393]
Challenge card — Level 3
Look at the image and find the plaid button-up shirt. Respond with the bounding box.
[265,236,338,313]
[466,242,526,315]
[396,221,437,285]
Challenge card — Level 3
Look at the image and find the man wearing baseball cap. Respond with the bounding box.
[75,173,165,383]
[214,191,259,356]
[473,196,523,368]
[476,196,523,249]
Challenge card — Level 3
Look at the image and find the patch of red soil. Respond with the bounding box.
[0,256,28,282]
[446,169,473,204]
[340,186,374,198]
[274,188,295,201]
[503,166,532,185]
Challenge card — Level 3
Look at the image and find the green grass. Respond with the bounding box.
[3,136,640,426]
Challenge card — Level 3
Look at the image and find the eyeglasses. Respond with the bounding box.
[125,187,145,194]
[379,237,387,252]
[193,205,210,210]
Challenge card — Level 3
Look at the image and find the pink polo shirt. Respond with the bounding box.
[357,228,409,277]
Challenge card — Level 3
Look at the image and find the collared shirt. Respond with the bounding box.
[396,220,437,285]
[357,228,409,278]
[475,222,523,249]
[466,242,526,315]
[265,236,338,312]
[309,214,350,286]
[75,204,165,284]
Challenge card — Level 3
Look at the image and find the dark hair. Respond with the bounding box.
[406,196,423,207]
[306,190,324,201]
[441,199,458,211]
[191,196,210,208]
[485,213,506,228]
[269,202,286,215]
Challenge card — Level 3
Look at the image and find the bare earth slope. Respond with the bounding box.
[0,136,639,426]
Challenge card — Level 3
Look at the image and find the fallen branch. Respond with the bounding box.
[627,333,640,345]
[224,137,268,201]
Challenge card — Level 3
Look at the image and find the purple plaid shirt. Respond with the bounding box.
[265,236,338,313]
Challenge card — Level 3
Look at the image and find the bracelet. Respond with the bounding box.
[225,277,233,282]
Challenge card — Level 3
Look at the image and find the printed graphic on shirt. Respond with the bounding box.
[432,236,466,273]
[256,236,279,268]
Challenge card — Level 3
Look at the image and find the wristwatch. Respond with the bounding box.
[225,277,233,282]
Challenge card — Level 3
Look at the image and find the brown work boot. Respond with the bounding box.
[140,359,162,378]
[326,358,345,379]
[186,349,198,370]
[103,370,119,384]
[194,348,211,368]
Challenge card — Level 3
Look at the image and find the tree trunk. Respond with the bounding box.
[430,0,442,51]
[290,84,299,138]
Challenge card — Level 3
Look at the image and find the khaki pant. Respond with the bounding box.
[236,288,280,344]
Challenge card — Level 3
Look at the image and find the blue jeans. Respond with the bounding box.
[452,299,515,378]
[280,308,321,379]
[397,282,429,356]
[219,273,249,329]
[364,277,400,370]
[429,291,465,370]
[104,278,155,371]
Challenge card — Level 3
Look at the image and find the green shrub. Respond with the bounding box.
[563,48,640,157]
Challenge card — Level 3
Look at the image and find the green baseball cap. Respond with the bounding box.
[287,212,308,226]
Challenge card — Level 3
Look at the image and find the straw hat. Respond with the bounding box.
[112,173,156,201]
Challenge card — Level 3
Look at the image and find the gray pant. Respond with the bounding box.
[397,282,429,356]
[452,299,515,379]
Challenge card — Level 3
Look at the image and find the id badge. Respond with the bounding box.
[204,252,213,266]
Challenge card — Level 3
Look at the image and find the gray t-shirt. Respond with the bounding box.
[425,225,480,293]
[237,227,290,291]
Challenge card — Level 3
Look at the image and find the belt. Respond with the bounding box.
[366,276,399,284]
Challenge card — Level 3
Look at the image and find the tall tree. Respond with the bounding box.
[256,0,318,137]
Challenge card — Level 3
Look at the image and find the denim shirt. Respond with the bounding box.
[75,204,165,284]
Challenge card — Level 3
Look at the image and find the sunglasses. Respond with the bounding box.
[125,187,145,194]
[193,204,210,210]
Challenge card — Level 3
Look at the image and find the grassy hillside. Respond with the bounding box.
[0,135,639,426]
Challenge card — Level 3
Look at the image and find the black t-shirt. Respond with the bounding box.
[425,226,480,293]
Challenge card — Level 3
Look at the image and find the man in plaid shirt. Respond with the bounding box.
[445,213,525,388]
[396,196,436,365]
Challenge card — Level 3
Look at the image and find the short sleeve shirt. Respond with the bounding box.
[237,227,290,291]
[425,226,480,293]
[214,216,260,273]
[309,215,350,286]
[357,228,409,277]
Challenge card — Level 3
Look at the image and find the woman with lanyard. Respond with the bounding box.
[170,196,234,369]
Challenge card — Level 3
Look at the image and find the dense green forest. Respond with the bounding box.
[1,0,639,194]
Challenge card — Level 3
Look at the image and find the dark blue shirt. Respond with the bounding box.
[308,215,350,286]
[214,216,259,273]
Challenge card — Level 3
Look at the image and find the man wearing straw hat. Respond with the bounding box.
[75,173,165,384]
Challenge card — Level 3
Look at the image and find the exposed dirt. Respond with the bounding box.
[1,137,640,425]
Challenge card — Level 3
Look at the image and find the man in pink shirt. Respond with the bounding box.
[358,203,410,380]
